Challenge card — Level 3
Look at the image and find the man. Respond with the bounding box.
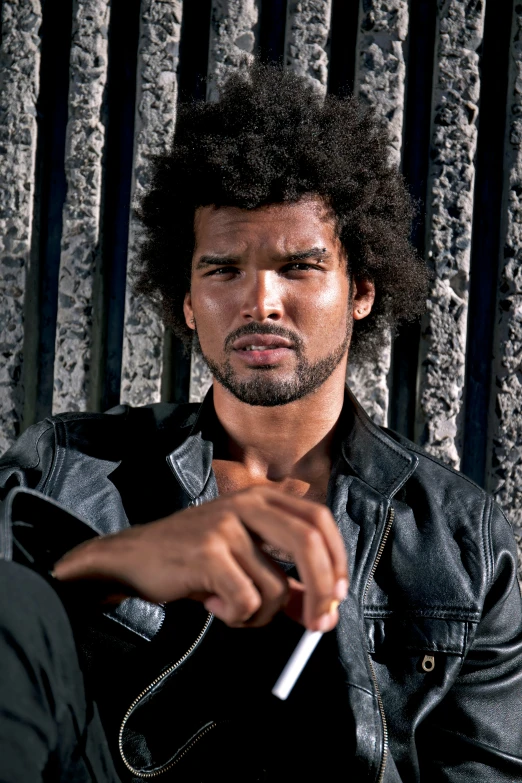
[0,65,521,782]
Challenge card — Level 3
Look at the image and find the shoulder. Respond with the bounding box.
[382,426,489,509]
[381,428,518,596]
[0,402,200,491]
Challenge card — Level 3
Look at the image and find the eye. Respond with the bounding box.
[205,266,240,277]
[281,262,323,274]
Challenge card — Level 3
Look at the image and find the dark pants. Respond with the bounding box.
[0,560,121,782]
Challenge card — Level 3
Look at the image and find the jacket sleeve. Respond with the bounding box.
[417,498,522,780]
[0,422,100,567]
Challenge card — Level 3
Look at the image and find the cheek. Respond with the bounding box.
[190,285,237,350]
[292,279,350,328]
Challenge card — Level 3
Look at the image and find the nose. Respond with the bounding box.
[239,270,284,322]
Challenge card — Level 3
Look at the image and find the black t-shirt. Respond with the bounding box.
[205,603,353,781]
[87,447,354,781]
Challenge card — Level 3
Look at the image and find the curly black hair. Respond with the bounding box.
[134,64,428,362]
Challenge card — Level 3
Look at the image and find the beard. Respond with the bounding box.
[196,322,350,407]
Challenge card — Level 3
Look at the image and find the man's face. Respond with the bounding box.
[184,196,371,406]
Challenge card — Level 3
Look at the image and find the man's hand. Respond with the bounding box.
[53,486,348,632]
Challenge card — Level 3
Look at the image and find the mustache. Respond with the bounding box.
[224,322,304,353]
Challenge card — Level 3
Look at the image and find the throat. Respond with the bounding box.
[211,459,330,504]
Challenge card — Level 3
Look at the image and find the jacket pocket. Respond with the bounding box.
[365,614,470,658]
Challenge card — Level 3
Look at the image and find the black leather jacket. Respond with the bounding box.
[1,389,521,782]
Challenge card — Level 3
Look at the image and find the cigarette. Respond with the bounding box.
[272,628,323,700]
[272,600,339,701]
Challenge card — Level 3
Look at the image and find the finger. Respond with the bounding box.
[232,545,290,627]
[205,548,263,626]
[282,577,305,624]
[257,488,349,590]
[233,502,337,630]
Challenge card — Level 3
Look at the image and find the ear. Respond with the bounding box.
[352,278,375,321]
[183,292,196,330]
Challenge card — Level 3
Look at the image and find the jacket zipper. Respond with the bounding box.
[362,505,395,783]
[118,611,214,778]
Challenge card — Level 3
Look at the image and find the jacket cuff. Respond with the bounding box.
[0,486,99,572]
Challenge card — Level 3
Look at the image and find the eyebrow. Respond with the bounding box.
[195,247,331,269]
[195,255,241,269]
[283,247,331,263]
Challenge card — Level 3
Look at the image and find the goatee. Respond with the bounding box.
[195,323,350,407]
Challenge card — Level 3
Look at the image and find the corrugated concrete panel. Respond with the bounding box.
[488,5,522,561]
[189,0,260,403]
[206,0,259,103]
[0,0,42,452]
[348,0,409,425]
[284,0,332,94]
[416,0,485,468]
[120,0,183,407]
[347,331,392,425]
[52,0,110,414]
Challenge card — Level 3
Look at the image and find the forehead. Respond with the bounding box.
[193,197,339,254]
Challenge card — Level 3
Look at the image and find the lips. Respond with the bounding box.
[232,334,293,351]
[231,333,294,366]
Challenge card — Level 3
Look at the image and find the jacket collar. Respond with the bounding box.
[167,386,418,501]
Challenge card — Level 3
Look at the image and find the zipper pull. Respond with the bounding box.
[421,654,435,672]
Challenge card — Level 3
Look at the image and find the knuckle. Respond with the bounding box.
[264,573,289,603]
[199,531,225,561]
[215,512,238,538]
[235,589,261,621]
[313,505,335,527]
[301,526,323,552]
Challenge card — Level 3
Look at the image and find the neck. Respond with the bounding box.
[212,362,347,482]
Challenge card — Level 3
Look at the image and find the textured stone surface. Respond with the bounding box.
[347,332,392,425]
[284,0,332,94]
[52,0,110,414]
[0,0,42,452]
[487,5,522,569]
[120,0,182,407]
[206,0,259,102]
[415,0,485,468]
[189,348,213,404]
[354,0,408,167]
[347,0,408,425]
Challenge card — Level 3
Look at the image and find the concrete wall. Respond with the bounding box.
[1,0,520,571]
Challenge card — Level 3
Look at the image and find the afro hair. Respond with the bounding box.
[133,64,428,363]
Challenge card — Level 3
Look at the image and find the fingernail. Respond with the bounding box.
[334,578,349,602]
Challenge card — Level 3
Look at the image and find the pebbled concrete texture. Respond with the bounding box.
[52,0,110,414]
[189,349,213,404]
[0,0,41,452]
[416,0,485,469]
[354,0,407,168]
[488,5,522,569]
[206,0,259,102]
[120,0,182,407]
[348,0,408,425]
[347,332,392,426]
[284,0,332,94]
